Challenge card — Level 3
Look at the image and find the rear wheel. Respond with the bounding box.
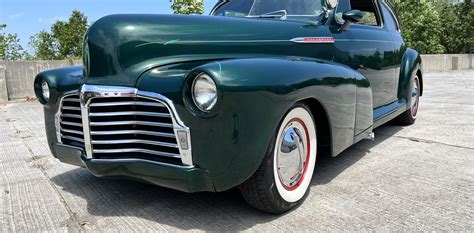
[397,73,421,125]
[240,104,317,214]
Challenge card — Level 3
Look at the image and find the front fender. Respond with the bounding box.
[154,57,366,191]
[34,66,84,157]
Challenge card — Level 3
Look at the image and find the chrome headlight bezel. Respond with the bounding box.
[41,80,50,102]
[191,73,218,112]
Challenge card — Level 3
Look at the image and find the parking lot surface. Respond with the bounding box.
[1,71,473,231]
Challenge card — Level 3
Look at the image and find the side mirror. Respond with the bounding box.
[341,10,364,31]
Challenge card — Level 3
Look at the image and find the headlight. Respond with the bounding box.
[192,73,217,112]
[41,80,50,101]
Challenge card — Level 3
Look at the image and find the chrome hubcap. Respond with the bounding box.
[276,120,309,190]
[411,76,420,118]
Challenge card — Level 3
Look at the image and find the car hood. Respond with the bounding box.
[83,14,334,87]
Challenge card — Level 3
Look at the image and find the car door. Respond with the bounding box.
[333,0,399,113]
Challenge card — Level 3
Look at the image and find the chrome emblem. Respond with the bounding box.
[291,37,335,44]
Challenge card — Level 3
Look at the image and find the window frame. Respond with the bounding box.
[381,0,401,32]
[334,0,384,29]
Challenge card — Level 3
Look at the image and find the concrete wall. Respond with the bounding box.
[421,54,473,72]
[0,60,82,102]
[0,54,472,103]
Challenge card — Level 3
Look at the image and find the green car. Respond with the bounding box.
[34,0,423,214]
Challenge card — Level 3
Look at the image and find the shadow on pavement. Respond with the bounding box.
[51,123,403,231]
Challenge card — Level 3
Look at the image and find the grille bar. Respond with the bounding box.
[90,101,165,108]
[89,111,171,118]
[91,139,179,148]
[62,135,84,143]
[93,148,181,158]
[90,130,175,138]
[61,128,84,135]
[63,98,80,103]
[62,106,81,111]
[61,121,83,127]
[61,113,82,119]
[90,120,174,128]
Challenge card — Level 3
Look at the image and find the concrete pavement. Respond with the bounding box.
[1,71,473,231]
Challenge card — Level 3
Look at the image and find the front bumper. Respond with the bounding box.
[54,143,215,193]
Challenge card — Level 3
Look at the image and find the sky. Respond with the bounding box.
[0,0,218,50]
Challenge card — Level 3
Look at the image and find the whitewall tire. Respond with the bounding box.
[240,104,317,214]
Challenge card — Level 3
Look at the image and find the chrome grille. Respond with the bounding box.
[60,94,85,148]
[88,97,182,165]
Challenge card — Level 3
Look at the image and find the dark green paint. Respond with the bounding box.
[34,1,422,193]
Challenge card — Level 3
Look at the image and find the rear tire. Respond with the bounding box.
[397,73,421,125]
[240,104,317,214]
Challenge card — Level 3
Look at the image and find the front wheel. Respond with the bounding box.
[397,73,421,125]
[240,104,317,214]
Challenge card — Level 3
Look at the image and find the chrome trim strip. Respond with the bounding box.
[89,111,171,118]
[93,148,181,158]
[91,139,179,148]
[80,86,94,159]
[91,158,193,169]
[89,120,174,128]
[89,101,165,108]
[90,130,175,138]
[291,37,335,44]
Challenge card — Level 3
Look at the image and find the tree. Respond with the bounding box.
[392,0,445,54]
[457,0,473,53]
[172,0,205,15]
[0,24,26,60]
[29,30,60,60]
[435,2,463,53]
[29,10,88,60]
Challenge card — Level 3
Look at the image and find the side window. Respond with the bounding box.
[335,0,381,26]
[350,0,381,26]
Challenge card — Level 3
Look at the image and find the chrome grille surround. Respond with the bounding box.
[55,85,193,167]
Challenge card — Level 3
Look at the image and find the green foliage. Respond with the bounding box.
[29,30,60,60]
[457,0,474,53]
[172,0,205,15]
[393,0,473,54]
[435,2,462,53]
[29,10,88,60]
[392,0,445,54]
[0,24,27,61]
[434,0,473,53]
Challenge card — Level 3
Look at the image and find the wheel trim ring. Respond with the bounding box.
[277,118,311,191]
[411,76,420,118]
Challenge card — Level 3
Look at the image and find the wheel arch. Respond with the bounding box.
[416,69,424,97]
[300,98,332,158]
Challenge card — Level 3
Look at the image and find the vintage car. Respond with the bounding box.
[34,0,423,213]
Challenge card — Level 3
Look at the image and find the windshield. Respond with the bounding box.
[213,0,326,20]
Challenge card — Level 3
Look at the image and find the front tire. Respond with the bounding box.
[397,73,421,125]
[240,104,317,214]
